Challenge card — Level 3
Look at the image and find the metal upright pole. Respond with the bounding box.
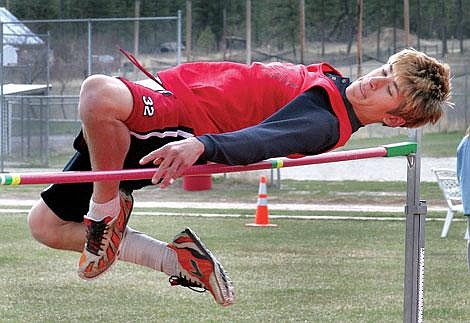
[0,22,4,173]
[403,128,426,323]
[87,19,92,76]
[45,32,51,167]
[465,65,468,126]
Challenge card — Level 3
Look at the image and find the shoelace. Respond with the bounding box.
[169,275,207,293]
[216,263,231,290]
[85,220,108,255]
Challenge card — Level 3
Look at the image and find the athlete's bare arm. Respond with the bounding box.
[139,137,205,188]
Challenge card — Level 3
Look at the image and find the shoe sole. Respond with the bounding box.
[78,191,134,280]
[182,228,235,306]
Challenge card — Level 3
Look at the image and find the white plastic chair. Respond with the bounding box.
[432,168,465,238]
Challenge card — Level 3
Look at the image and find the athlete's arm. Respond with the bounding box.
[139,137,204,188]
[197,87,340,165]
[139,88,340,187]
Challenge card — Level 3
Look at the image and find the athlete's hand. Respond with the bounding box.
[139,137,205,188]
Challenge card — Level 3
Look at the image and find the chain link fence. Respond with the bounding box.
[0,9,468,170]
[0,14,182,171]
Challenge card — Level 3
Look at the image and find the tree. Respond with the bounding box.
[192,1,224,51]
[9,0,58,20]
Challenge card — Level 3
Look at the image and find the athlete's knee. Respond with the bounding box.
[79,75,118,121]
[27,199,64,249]
[79,75,131,124]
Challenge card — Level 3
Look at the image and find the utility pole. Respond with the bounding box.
[222,2,227,60]
[186,0,192,62]
[356,0,363,77]
[134,0,140,56]
[299,0,305,64]
[246,0,251,65]
[321,0,325,56]
[404,0,410,47]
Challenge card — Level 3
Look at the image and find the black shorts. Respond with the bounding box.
[41,131,186,223]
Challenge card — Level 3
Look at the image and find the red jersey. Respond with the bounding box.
[155,61,352,149]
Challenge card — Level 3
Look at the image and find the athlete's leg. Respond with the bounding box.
[27,195,175,271]
[28,198,85,252]
[27,199,235,305]
[76,75,136,279]
[78,74,133,204]
[27,197,174,269]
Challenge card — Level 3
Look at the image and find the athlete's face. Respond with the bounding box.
[346,64,406,126]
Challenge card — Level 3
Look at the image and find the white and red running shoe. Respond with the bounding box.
[168,228,235,306]
[78,190,133,280]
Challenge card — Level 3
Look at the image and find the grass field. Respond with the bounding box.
[342,130,465,157]
[0,130,466,321]
[1,212,470,322]
[5,129,464,168]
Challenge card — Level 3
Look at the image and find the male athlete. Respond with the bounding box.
[27,48,452,306]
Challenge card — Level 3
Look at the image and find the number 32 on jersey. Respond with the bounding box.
[142,96,154,117]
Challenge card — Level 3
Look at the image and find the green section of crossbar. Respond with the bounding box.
[383,142,417,157]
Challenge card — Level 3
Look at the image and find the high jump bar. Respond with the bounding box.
[0,142,416,186]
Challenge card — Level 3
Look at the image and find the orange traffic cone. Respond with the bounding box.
[246,175,277,227]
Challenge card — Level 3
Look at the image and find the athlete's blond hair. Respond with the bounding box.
[388,48,452,128]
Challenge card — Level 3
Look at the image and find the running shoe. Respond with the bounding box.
[78,190,133,280]
[168,228,235,306]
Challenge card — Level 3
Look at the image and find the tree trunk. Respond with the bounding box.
[222,1,227,60]
[456,0,464,54]
[393,1,397,50]
[441,0,448,56]
[356,0,363,77]
[376,18,381,60]
[416,0,421,50]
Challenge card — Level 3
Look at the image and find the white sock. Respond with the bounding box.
[119,227,177,276]
[85,195,120,221]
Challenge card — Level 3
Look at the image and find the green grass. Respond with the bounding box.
[0,127,460,321]
[0,213,469,322]
[3,129,464,169]
[129,178,446,209]
[343,130,465,157]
